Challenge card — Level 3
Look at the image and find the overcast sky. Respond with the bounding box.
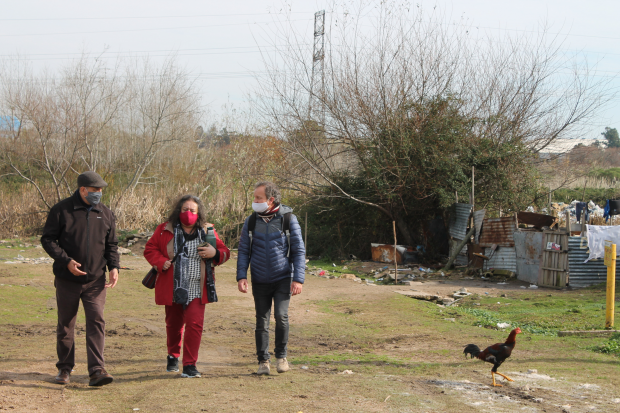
[1,0,619,138]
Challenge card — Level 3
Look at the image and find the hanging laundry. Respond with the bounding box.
[576,202,589,222]
[604,200,611,222]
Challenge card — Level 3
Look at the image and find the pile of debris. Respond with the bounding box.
[396,287,472,307]
[2,255,53,265]
[124,232,153,247]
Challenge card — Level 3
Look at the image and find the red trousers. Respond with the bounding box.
[165,298,205,366]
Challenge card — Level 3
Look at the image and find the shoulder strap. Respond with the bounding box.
[282,212,292,258]
[248,212,257,258]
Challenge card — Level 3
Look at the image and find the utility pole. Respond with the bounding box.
[308,10,325,122]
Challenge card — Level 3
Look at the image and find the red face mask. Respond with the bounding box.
[180,210,198,226]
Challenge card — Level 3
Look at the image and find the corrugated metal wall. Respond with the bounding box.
[568,236,620,288]
[479,217,516,247]
[484,246,517,273]
[449,203,473,240]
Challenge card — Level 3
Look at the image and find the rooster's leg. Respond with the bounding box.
[495,372,514,382]
[491,372,503,387]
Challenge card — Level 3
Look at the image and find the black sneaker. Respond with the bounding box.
[167,355,179,372]
[181,365,201,378]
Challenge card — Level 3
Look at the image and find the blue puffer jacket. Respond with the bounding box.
[236,205,306,284]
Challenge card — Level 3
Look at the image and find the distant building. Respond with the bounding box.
[535,138,603,159]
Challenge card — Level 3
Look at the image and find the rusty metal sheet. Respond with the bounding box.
[517,211,557,229]
[449,203,472,240]
[479,217,516,247]
[514,230,543,284]
[473,209,486,244]
[370,243,407,264]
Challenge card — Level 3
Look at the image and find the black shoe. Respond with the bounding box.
[181,365,201,378]
[167,355,179,372]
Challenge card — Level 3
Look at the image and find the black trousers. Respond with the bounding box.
[55,276,107,375]
[252,278,291,362]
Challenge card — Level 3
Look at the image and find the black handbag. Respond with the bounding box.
[142,267,158,289]
[142,240,186,289]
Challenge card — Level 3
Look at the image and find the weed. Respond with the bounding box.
[591,333,620,356]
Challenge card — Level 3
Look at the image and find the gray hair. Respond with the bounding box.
[255,181,281,205]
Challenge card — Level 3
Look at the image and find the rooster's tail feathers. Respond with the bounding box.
[463,344,481,359]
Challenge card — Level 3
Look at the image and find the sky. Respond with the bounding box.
[1,0,619,138]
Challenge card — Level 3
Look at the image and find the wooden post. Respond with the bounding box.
[304,211,308,257]
[393,221,398,285]
[455,191,458,203]
[565,210,571,233]
[605,243,616,329]
[472,166,475,210]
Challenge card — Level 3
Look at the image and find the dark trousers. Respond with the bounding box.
[55,276,107,376]
[252,278,292,362]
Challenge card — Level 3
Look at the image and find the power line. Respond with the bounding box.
[0,12,311,22]
[0,19,312,37]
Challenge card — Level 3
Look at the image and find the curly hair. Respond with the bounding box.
[255,181,281,205]
[167,194,208,228]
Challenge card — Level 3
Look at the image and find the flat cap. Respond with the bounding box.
[77,171,108,188]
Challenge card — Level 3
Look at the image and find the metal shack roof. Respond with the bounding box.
[567,236,620,288]
[479,217,516,247]
[449,203,472,240]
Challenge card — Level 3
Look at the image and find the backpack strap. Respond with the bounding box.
[247,212,257,258]
[282,212,292,258]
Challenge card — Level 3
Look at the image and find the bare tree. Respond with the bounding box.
[254,2,615,244]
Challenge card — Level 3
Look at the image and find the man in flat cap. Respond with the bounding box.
[41,171,119,386]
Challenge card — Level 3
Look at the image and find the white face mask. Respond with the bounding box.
[252,202,269,213]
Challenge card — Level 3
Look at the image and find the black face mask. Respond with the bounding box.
[85,191,102,205]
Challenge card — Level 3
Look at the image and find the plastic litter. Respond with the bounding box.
[529,284,539,289]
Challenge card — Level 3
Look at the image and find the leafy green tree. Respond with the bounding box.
[602,127,620,148]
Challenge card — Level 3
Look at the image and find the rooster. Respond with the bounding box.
[463,327,522,387]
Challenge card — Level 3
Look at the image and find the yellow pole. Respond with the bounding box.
[606,243,616,329]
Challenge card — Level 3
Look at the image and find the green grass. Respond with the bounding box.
[447,289,620,338]
[591,333,620,356]
[307,259,367,279]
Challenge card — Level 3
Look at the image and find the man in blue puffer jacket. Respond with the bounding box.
[237,181,306,375]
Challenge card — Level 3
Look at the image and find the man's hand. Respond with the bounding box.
[162,260,172,271]
[198,244,216,259]
[105,268,119,288]
[238,279,248,293]
[291,281,303,296]
[67,260,87,276]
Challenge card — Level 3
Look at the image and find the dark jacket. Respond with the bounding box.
[41,190,119,284]
[236,205,305,284]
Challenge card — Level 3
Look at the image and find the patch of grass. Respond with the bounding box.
[591,333,620,356]
[307,259,367,279]
[450,289,619,336]
[117,229,139,243]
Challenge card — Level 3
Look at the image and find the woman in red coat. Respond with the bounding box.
[144,195,230,378]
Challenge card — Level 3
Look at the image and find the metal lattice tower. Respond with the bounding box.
[308,10,325,121]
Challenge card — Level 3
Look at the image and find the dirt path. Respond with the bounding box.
[1,255,620,412]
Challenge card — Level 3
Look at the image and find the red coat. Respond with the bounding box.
[144,222,230,306]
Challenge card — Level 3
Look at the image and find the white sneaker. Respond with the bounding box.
[257,360,270,375]
[276,358,290,373]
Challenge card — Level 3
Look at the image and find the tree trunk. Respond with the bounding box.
[394,213,414,246]
[443,226,475,272]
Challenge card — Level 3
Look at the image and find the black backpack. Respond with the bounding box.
[247,211,292,258]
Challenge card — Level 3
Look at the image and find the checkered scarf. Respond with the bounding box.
[173,224,206,306]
